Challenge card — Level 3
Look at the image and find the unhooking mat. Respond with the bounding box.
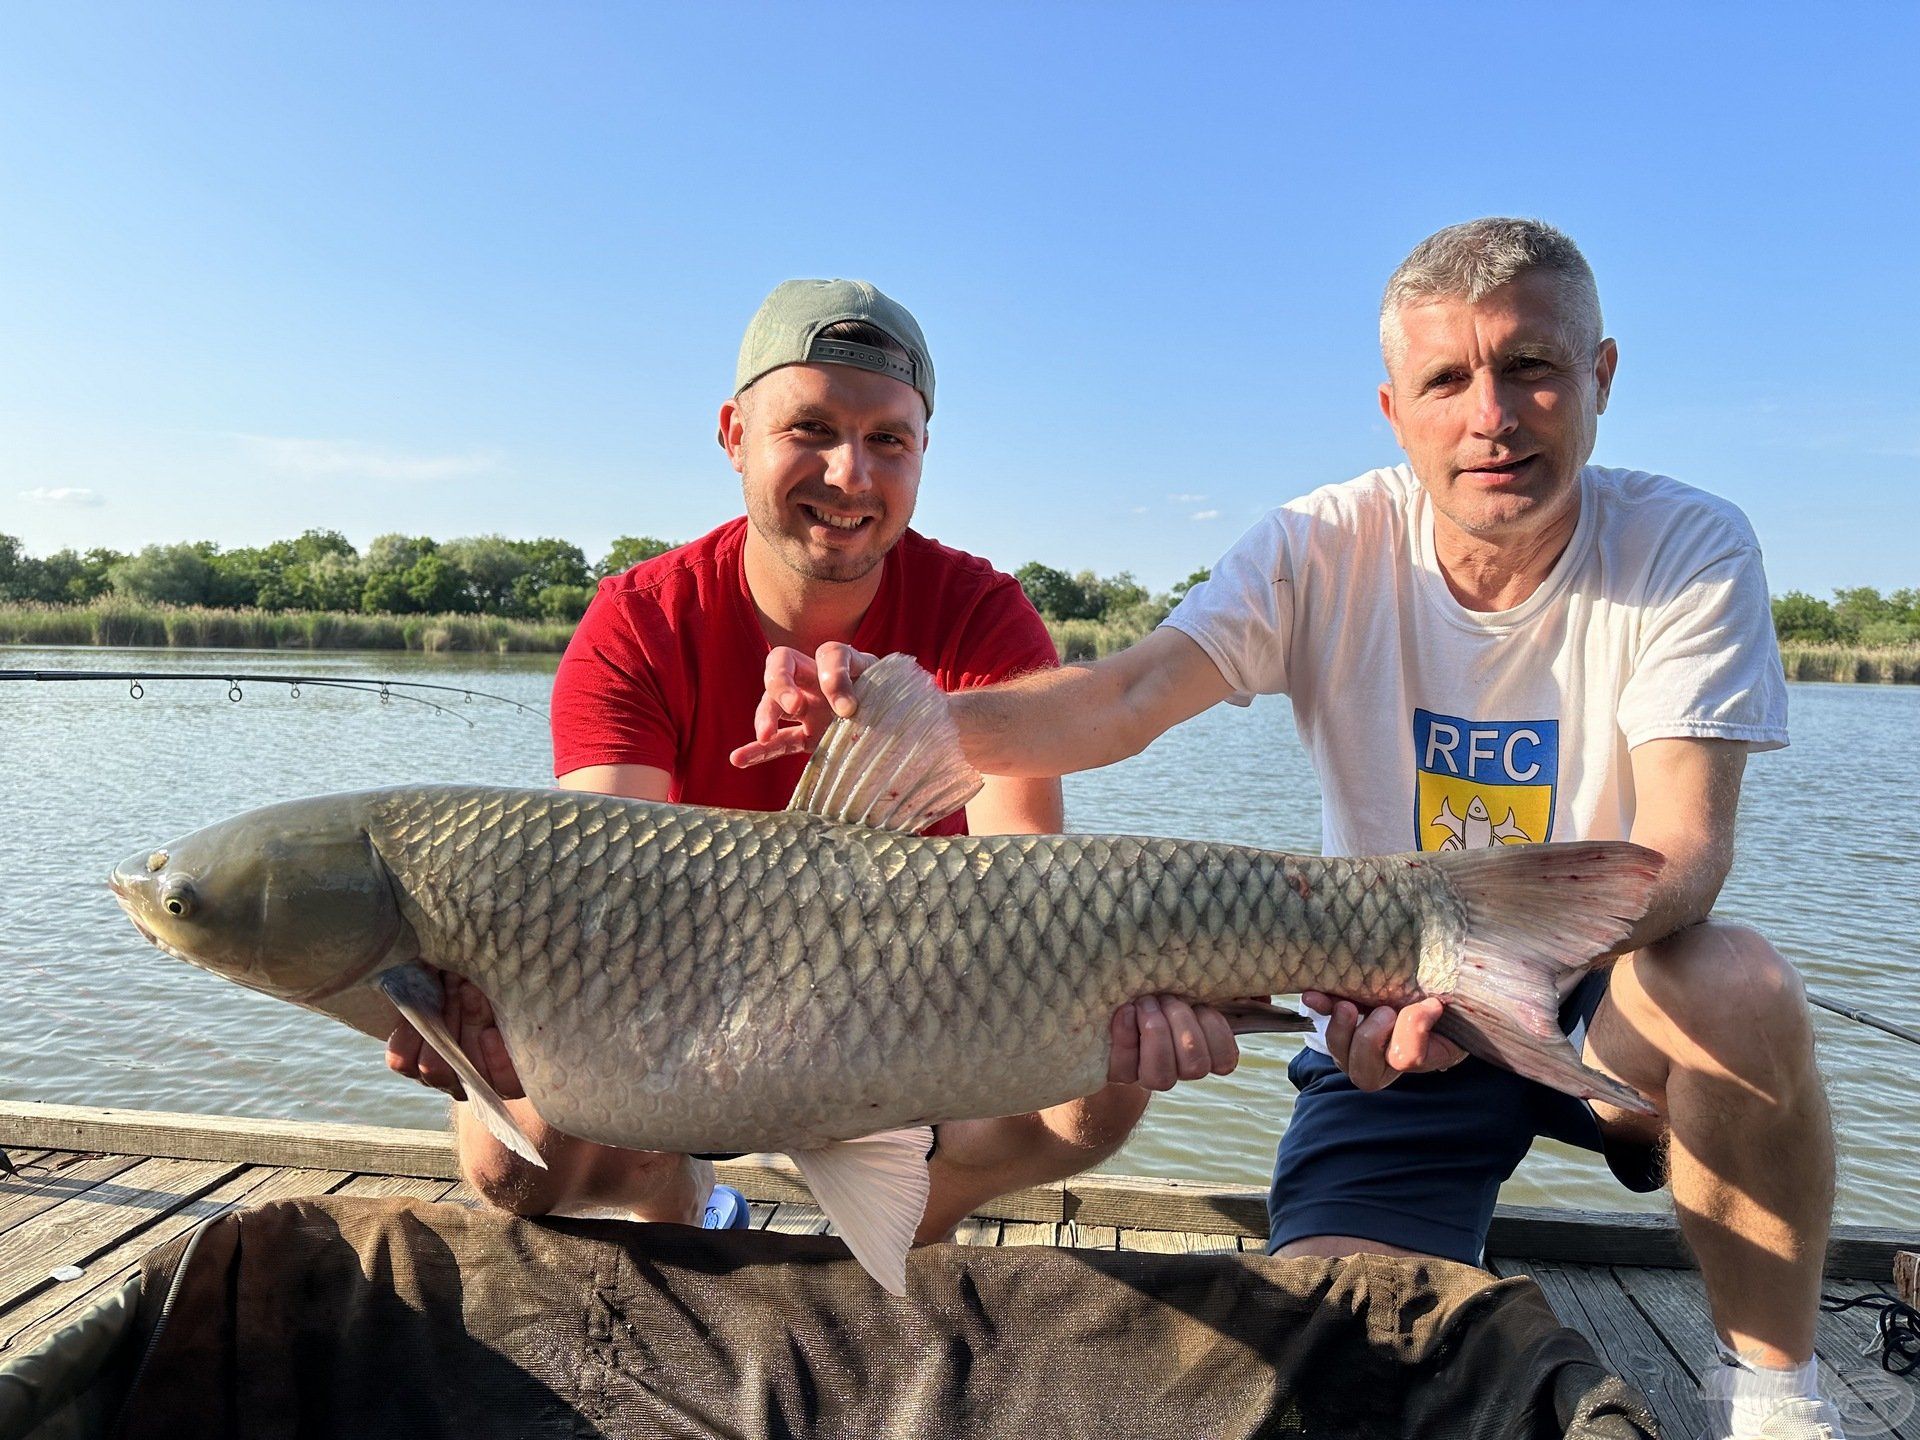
[11,1195,1661,1439]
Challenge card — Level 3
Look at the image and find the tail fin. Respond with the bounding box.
[1426,842,1663,1116]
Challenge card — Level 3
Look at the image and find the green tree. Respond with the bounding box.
[108,543,219,606]
[33,547,119,602]
[1085,570,1149,617]
[1829,586,1890,642]
[289,551,366,613]
[402,553,468,613]
[1015,562,1098,620]
[534,583,595,621]
[1771,591,1837,643]
[599,535,675,577]
[441,534,530,614]
[0,534,24,600]
[506,539,591,617]
[360,568,413,615]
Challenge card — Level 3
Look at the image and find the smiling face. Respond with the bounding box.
[720,362,927,586]
[1379,270,1617,549]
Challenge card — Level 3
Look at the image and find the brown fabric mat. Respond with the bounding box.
[114,1196,1658,1439]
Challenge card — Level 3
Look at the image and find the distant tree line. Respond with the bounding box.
[3,532,1914,646]
[1769,588,1919,646]
[0,531,675,622]
[1013,562,1212,631]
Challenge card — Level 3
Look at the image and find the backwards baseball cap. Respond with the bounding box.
[734,278,935,418]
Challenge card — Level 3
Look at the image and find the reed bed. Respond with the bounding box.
[0,599,574,653]
[1778,642,1920,684]
[1047,616,1159,661]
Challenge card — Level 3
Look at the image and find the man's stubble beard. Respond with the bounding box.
[742,482,893,586]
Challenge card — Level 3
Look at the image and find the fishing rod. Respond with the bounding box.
[0,669,548,727]
[1807,989,1920,1048]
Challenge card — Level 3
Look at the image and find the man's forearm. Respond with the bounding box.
[951,627,1234,779]
[950,664,1148,777]
[1618,849,1729,954]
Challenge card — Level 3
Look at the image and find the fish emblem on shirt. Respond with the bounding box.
[1413,709,1558,850]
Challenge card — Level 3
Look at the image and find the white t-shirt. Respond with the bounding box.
[1165,464,1786,1045]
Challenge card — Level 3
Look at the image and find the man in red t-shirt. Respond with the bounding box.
[389,278,1241,1239]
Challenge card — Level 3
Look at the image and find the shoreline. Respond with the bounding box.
[3,601,1917,682]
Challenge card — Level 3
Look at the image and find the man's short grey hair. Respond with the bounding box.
[1379,218,1603,371]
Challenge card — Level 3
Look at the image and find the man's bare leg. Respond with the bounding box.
[1586,921,1835,1368]
[455,1097,704,1224]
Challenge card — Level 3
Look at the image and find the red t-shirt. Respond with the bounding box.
[550,517,1057,834]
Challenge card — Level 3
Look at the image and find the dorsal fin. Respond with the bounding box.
[786,653,983,833]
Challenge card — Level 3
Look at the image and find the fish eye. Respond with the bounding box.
[160,881,196,919]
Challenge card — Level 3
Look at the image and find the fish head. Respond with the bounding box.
[109,796,408,1005]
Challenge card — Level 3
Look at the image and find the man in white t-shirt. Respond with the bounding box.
[736,219,1843,1440]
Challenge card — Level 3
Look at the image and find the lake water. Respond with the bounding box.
[2,646,1915,1225]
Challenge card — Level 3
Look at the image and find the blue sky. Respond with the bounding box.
[3,3,1915,596]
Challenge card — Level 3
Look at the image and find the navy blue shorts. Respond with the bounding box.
[1267,969,1663,1265]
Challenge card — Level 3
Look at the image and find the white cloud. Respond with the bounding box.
[19,487,102,506]
[1168,492,1207,504]
[234,435,502,482]
[1190,509,1220,521]
[1130,505,1149,514]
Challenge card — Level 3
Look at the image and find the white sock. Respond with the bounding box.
[1713,1342,1829,1439]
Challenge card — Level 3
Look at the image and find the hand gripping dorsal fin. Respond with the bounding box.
[786,654,983,834]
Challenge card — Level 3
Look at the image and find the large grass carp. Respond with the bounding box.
[109,655,1661,1292]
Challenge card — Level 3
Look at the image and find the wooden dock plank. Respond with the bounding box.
[0,1152,147,1236]
[999,1221,1058,1248]
[949,1218,1001,1247]
[0,1157,246,1311]
[1494,1258,1708,1439]
[0,1102,459,1180]
[0,1164,351,1355]
[1064,1221,1117,1250]
[747,1202,776,1230]
[1116,1227,1240,1255]
[2,1106,1905,1277]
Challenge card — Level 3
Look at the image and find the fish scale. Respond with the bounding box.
[352,785,1456,1155]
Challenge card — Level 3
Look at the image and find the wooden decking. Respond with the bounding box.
[2,1101,1914,1439]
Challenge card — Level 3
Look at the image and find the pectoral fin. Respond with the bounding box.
[788,1126,933,1296]
[376,964,547,1169]
[787,655,982,833]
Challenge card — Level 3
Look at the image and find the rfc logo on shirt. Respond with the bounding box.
[1412,710,1558,851]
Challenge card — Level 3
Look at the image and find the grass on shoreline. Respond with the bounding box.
[4,599,1918,682]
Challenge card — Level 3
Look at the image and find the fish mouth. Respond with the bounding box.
[108,870,191,964]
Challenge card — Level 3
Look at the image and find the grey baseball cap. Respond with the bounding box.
[734,278,935,418]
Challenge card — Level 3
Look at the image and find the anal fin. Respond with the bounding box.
[788,1126,933,1296]
[376,964,548,1169]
